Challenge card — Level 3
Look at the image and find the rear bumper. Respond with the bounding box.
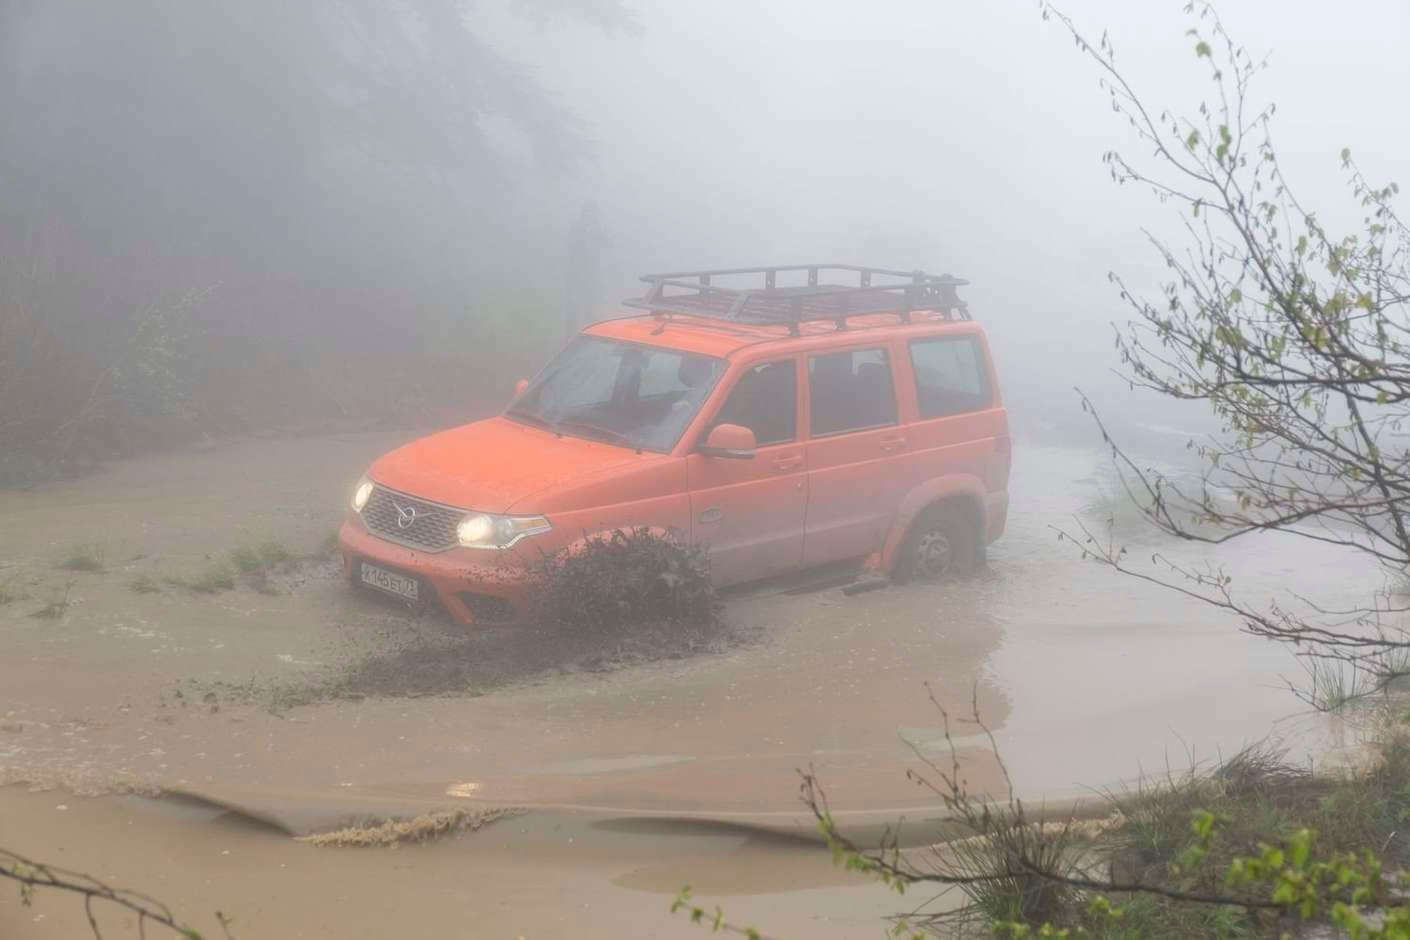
[337,519,540,624]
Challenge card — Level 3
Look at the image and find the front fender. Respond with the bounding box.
[557,524,688,561]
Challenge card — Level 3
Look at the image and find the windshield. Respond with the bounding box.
[507,336,724,453]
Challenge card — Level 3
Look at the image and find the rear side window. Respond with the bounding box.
[909,336,992,418]
[808,348,897,436]
[712,360,797,446]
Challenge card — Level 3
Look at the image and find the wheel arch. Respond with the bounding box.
[875,477,988,577]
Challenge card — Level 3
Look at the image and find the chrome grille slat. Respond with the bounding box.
[361,486,462,552]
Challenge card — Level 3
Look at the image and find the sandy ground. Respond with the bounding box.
[0,430,1382,937]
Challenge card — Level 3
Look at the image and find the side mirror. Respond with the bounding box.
[698,423,756,459]
[513,378,530,399]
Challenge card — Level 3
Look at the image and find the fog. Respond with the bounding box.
[2,0,1407,463]
[6,5,1410,934]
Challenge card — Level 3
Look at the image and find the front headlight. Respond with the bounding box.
[456,512,552,549]
[351,476,374,512]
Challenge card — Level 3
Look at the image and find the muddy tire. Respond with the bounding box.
[893,505,980,583]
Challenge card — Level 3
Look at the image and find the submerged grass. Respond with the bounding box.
[0,573,25,605]
[28,583,73,620]
[229,539,300,593]
[231,540,294,574]
[229,546,262,574]
[150,538,321,600]
[57,544,104,573]
[168,562,236,594]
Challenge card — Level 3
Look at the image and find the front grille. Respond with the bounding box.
[361,485,462,552]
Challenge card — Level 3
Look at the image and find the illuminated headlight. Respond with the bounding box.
[351,477,374,513]
[456,513,552,550]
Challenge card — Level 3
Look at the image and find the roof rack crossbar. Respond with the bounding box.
[624,264,969,329]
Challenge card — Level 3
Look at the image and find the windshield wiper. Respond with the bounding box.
[554,418,641,451]
[506,409,563,437]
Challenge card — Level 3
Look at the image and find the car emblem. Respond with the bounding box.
[393,502,418,529]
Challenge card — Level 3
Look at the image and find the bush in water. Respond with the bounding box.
[535,528,718,632]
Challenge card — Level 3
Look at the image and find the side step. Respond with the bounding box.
[841,574,890,596]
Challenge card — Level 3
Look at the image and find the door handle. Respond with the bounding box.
[879,436,907,452]
[773,456,804,471]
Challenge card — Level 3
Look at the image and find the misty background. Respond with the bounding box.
[2,0,1405,483]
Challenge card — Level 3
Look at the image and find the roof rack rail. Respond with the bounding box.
[623,264,969,335]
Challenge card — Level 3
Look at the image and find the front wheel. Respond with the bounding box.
[894,506,980,583]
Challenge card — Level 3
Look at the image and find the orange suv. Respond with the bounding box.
[339,264,1011,624]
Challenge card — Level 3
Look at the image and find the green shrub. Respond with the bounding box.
[534,528,717,631]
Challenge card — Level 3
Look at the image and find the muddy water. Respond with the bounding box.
[0,786,914,939]
[0,431,1376,936]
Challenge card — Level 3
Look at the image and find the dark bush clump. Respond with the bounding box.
[535,527,717,632]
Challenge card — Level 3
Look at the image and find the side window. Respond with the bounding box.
[908,337,992,418]
[711,360,797,446]
[808,348,897,436]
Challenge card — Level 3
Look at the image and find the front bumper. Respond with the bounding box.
[338,519,540,624]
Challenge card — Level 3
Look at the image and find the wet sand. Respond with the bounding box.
[0,430,1375,936]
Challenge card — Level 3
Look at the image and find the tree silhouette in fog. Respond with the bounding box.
[0,0,627,476]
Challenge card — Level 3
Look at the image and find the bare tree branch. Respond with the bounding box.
[1038,1,1410,681]
[1,848,231,940]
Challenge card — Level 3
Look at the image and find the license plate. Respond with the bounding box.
[360,562,420,602]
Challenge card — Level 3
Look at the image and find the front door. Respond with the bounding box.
[687,358,807,586]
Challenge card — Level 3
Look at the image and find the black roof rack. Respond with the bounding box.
[623,264,969,335]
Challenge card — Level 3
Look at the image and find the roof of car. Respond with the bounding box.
[585,311,985,359]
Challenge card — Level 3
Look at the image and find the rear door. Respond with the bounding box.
[686,357,807,585]
[900,331,1008,532]
[802,345,908,566]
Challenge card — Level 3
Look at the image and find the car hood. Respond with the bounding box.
[368,416,652,514]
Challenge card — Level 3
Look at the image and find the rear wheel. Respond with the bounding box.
[894,505,980,583]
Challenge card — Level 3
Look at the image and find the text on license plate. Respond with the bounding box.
[360,562,419,601]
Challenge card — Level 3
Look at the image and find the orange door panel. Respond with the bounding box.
[687,446,807,585]
[687,358,806,586]
[803,430,907,565]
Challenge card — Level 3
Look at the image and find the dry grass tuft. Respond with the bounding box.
[296,807,524,848]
